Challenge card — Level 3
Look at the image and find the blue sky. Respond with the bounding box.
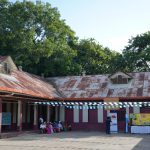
[10,0,150,52]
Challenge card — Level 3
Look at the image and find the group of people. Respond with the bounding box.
[39,116,71,134]
[40,122,54,134]
[39,116,111,134]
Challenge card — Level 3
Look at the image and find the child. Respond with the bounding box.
[40,122,46,134]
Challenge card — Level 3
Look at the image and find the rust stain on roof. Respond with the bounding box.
[49,72,150,99]
[0,70,61,99]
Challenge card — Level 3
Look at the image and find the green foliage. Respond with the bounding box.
[0,0,81,76]
[74,39,115,74]
[123,32,150,72]
[0,0,128,76]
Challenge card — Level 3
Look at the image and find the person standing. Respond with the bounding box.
[106,116,111,134]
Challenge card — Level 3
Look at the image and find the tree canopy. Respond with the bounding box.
[0,0,79,76]
[1,0,150,76]
[123,32,150,72]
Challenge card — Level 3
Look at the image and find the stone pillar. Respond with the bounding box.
[47,105,50,123]
[33,104,38,130]
[0,98,2,133]
[17,100,22,131]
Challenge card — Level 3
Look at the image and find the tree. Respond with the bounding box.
[0,0,80,76]
[74,38,116,75]
[123,32,150,72]
[0,0,124,76]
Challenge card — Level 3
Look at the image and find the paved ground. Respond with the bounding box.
[0,132,150,150]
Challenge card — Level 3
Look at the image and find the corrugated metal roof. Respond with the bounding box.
[49,72,150,99]
[0,70,61,99]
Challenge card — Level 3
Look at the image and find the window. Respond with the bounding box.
[111,75,130,84]
[4,63,10,74]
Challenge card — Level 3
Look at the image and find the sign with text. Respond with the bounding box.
[2,112,11,125]
[130,113,150,126]
[110,113,118,133]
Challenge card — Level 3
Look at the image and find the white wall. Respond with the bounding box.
[73,106,79,123]
[59,106,65,122]
[82,105,88,122]
[98,106,103,123]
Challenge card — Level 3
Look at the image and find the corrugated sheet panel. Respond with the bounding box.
[49,72,150,99]
[0,70,61,99]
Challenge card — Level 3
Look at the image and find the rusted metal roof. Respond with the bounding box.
[49,72,150,99]
[0,70,61,99]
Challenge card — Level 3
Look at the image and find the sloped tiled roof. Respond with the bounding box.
[49,72,150,99]
[0,70,61,99]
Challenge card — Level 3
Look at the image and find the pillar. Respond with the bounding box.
[47,105,50,123]
[0,98,2,133]
[126,107,129,115]
[17,100,22,131]
[33,104,38,130]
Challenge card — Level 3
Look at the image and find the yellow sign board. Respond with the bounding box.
[130,114,150,126]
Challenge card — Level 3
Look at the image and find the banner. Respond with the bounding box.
[103,98,119,110]
[110,113,118,133]
[130,113,150,126]
[2,112,11,125]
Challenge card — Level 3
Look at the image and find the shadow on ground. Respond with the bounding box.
[2,131,150,141]
[132,135,150,150]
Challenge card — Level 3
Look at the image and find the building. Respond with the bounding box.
[48,71,150,132]
[0,56,61,134]
[0,56,150,135]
